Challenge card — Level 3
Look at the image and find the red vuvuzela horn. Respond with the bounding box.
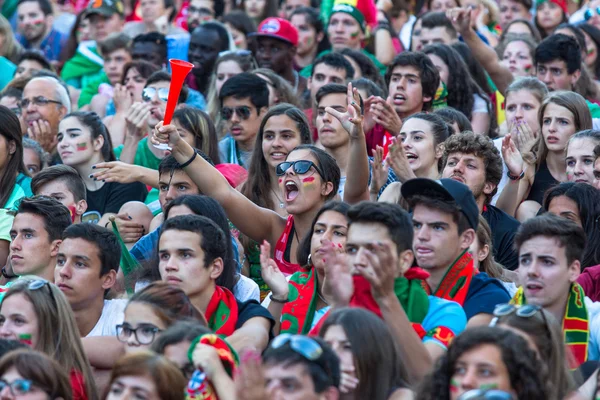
[163,59,194,125]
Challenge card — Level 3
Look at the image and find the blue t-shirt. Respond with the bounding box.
[463,272,511,319]
[422,296,467,349]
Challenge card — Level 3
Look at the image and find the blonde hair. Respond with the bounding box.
[0,14,22,63]
[1,278,98,400]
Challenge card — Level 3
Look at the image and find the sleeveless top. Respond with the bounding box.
[526,161,559,205]
[274,215,301,275]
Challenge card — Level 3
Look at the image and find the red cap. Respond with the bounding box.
[250,17,299,47]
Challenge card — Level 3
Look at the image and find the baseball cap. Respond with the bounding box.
[85,0,124,17]
[249,17,299,47]
[401,178,479,230]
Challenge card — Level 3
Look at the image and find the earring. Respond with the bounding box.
[307,254,312,266]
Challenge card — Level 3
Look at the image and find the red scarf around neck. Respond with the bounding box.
[422,250,477,306]
[204,286,238,336]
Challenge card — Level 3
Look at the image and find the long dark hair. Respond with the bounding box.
[59,11,88,63]
[577,22,600,80]
[62,111,116,162]
[172,108,221,164]
[289,7,331,55]
[240,103,313,210]
[417,327,550,400]
[451,42,493,96]
[320,308,410,399]
[543,182,600,269]
[0,105,26,207]
[296,201,350,267]
[423,44,496,136]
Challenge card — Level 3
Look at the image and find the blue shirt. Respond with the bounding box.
[17,28,65,61]
[463,272,511,319]
[422,296,467,349]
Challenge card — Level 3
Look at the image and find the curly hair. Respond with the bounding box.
[416,327,550,400]
[442,132,503,204]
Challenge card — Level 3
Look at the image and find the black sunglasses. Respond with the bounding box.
[142,87,169,102]
[276,160,325,179]
[221,106,252,121]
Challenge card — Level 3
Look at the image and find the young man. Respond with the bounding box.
[251,17,307,95]
[498,0,531,29]
[401,178,511,325]
[341,201,467,379]
[417,11,458,51]
[85,0,125,42]
[262,335,340,400]
[441,132,520,270]
[55,223,125,337]
[16,0,65,61]
[514,213,600,367]
[366,51,439,151]
[130,32,168,68]
[31,165,88,223]
[187,0,215,32]
[158,214,273,351]
[315,83,369,203]
[14,50,52,80]
[187,22,230,95]
[7,196,71,282]
[536,33,581,92]
[218,72,269,168]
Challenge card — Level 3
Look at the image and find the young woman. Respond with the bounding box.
[500,19,542,42]
[290,7,330,71]
[451,42,494,99]
[423,44,494,135]
[340,48,387,90]
[118,282,205,353]
[535,0,568,38]
[240,0,278,25]
[104,351,187,400]
[239,104,312,297]
[376,113,451,202]
[0,349,73,400]
[59,11,91,66]
[497,34,537,78]
[434,107,473,134]
[222,10,257,50]
[543,182,600,270]
[173,108,221,165]
[565,129,600,185]
[57,111,147,219]
[578,23,600,81]
[103,60,161,146]
[261,201,350,333]
[0,278,98,400]
[499,91,593,220]
[205,51,258,137]
[416,327,549,400]
[492,304,576,400]
[319,308,413,400]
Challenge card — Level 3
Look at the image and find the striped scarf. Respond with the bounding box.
[422,250,477,306]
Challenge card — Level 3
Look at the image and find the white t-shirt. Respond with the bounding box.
[234,274,260,302]
[473,94,489,114]
[86,299,128,337]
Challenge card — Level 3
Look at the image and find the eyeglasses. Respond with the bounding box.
[0,379,36,397]
[142,87,169,102]
[270,334,324,361]
[116,323,163,345]
[584,6,600,20]
[19,96,62,108]
[221,106,252,121]
[276,160,325,179]
[490,303,552,342]
[458,389,515,400]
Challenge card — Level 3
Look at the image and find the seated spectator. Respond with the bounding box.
[15,0,65,61]
[130,32,168,69]
[123,0,189,37]
[13,50,52,80]
[22,137,45,176]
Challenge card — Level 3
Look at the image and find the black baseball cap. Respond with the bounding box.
[85,0,124,17]
[401,178,479,230]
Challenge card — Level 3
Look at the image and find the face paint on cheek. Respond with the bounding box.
[449,379,460,393]
[350,31,360,38]
[302,176,316,188]
[524,64,533,73]
[76,142,88,151]
[18,334,32,347]
[278,178,283,184]
[479,384,499,390]
[68,204,78,223]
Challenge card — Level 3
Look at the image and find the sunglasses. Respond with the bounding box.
[490,303,552,341]
[270,334,323,360]
[584,6,600,20]
[221,106,252,121]
[142,87,169,102]
[276,160,325,178]
[0,379,36,397]
[458,389,515,400]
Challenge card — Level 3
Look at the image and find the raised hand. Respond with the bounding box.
[151,121,184,150]
[339,364,360,394]
[370,146,389,195]
[191,343,227,380]
[235,350,267,400]
[370,96,402,136]
[357,241,397,300]
[28,120,57,153]
[321,240,353,308]
[514,119,538,156]
[90,161,139,184]
[325,82,364,139]
[362,95,379,133]
[386,137,416,183]
[501,134,524,177]
[259,241,289,300]
[113,84,133,113]
[446,7,473,35]
[125,102,152,139]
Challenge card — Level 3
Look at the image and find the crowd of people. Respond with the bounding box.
[2,0,600,397]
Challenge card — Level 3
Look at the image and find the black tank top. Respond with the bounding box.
[526,161,559,204]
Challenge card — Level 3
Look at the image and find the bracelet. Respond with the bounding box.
[2,266,17,280]
[507,170,525,181]
[179,151,197,169]
[270,294,289,304]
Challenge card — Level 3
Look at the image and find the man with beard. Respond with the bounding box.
[187,0,215,32]
[15,0,66,61]
[250,17,307,95]
[186,22,231,96]
[441,132,520,270]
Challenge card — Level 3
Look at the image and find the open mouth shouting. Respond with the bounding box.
[284,180,300,202]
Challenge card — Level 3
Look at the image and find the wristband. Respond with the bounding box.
[2,266,17,280]
[180,151,197,169]
[270,294,289,303]
[507,170,525,181]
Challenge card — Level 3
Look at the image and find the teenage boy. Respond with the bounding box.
[441,132,520,270]
[514,213,600,367]
[536,34,581,92]
[262,336,340,400]
[55,223,125,337]
[401,178,511,325]
[218,73,269,168]
[130,32,168,69]
[31,165,88,223]
[158,214,273,351]
[7,196,71,282]
[251,17,307,94]
[365,52,439,151]
[417,12,458,51]
[16,0,65,61]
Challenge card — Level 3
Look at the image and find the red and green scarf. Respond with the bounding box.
[205,287,238,336]
[281,268,319,335]
[422,250,477,306]
[512,283,589,369]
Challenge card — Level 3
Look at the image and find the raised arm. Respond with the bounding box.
[448,8,515,94]
[90,161,160,188]
[152,122,286,246]
[120,102,152,164]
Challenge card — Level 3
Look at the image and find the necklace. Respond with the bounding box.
[271,188,285,209]
[317,289,329,305]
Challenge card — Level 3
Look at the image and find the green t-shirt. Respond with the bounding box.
[587,100,600,119]
[114,137,162,170]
